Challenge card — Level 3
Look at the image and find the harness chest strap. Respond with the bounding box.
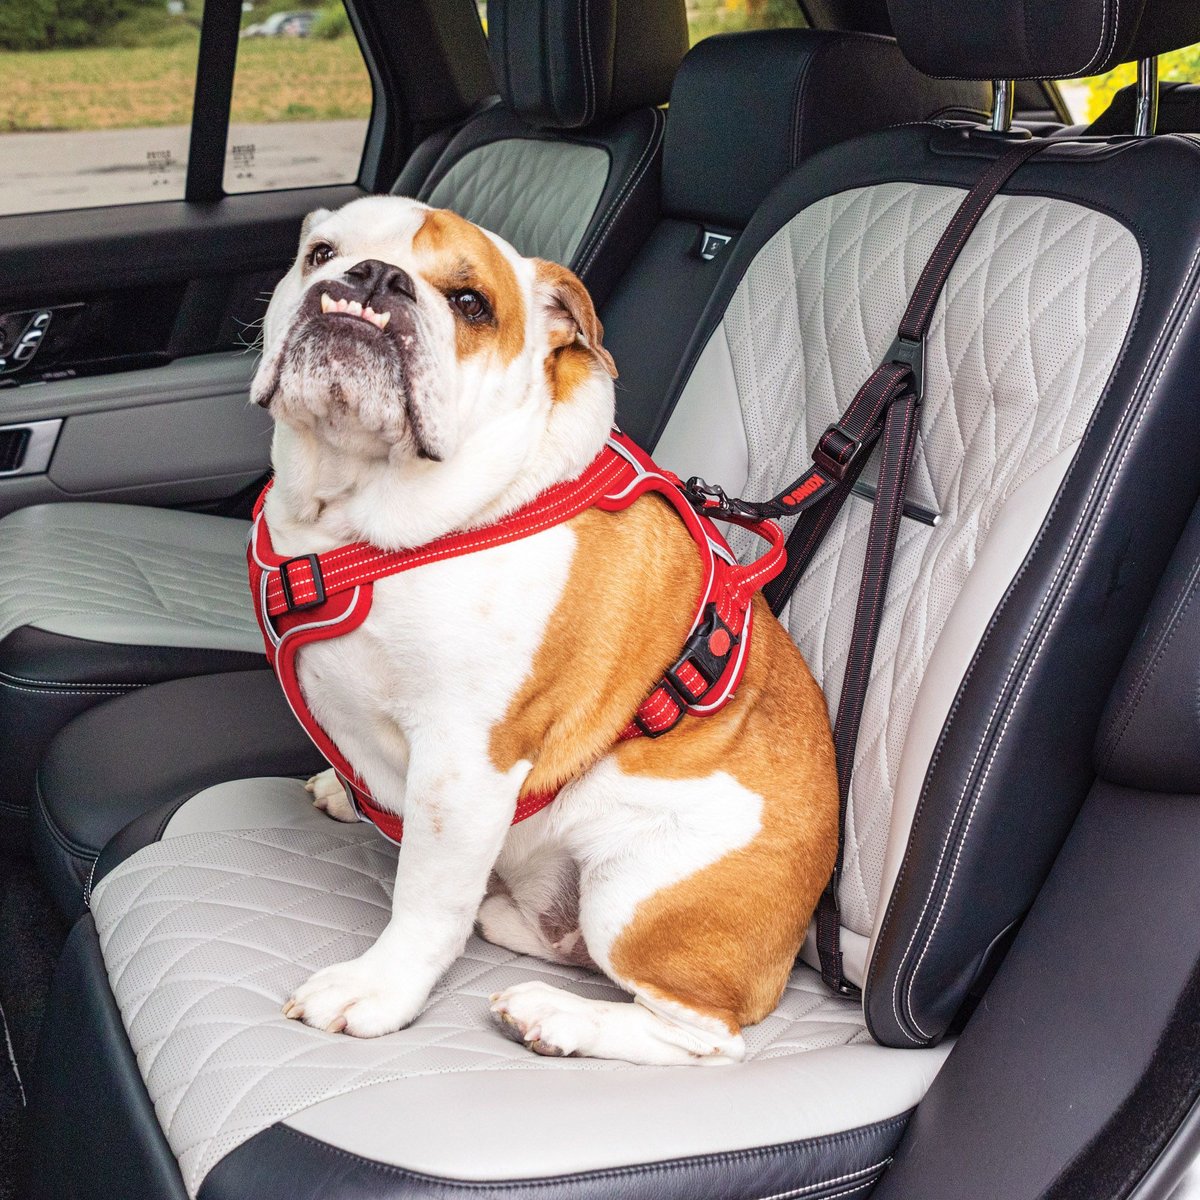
[248,431,786,844]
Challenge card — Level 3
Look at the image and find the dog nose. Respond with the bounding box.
[344,259,416,302]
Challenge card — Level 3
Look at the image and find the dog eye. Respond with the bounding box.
[448,290,491,323]
[306,242,337,269]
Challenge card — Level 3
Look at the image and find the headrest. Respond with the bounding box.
[887,0,1200,81]
[488,0,688,129]
[662,29,989,228]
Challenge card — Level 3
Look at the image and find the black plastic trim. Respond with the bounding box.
[186,0,242,202]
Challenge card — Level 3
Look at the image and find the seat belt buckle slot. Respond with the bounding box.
[813,424,865,482]
[278,554,326,612]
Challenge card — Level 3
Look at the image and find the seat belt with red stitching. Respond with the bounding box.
[688,138,1046,996]
[249,430,786,845]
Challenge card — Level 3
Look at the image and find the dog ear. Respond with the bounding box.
[298,208,332,252]
[534,259,618,379]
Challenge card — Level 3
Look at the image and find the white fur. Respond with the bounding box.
[260,196,764,1061]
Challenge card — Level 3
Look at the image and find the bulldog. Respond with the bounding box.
[251,195,838,1065]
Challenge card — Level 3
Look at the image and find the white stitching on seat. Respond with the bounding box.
[0,668,142,690]
[755,1156,891,1200]
[0,679,131,698]
[896,231,1200,1043]
[577,108,665,276]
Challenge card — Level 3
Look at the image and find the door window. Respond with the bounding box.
[0,2,205,216]
[223,2,374,194]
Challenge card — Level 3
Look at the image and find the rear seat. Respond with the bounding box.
[1088,78,1200,134]
[603,26,988,445]
[32,29,988,918]
[25,0,1200,1197]
[0,0,687,843]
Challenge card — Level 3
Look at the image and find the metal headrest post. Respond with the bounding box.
[1134,56,1160,137]
[990,80,1015,133]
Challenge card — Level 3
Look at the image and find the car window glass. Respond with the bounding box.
[1059,43,1200,123]
[686,0,806,44]
[473,2,807,45]
[223,1,373,194]
[0,0,205,216]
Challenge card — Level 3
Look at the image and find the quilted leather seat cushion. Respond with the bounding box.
[0,502,260,652]
[89,781,950,1198]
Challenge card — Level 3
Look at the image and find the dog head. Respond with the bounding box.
[253,197,616,497]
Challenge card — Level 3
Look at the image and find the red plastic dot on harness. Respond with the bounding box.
[247,430,787,845]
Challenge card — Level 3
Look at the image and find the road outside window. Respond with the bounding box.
[223,1,372,194]
[0,0,204,216]
[0,0,372,217]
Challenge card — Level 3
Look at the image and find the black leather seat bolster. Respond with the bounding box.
[1095,491,1200,793]
[0,626,261,848]
[34,669,324,920]
[198,1109,912,1200]
[22,915,189,1200]
[869,499,1200,1199]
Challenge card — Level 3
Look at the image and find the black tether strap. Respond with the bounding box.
[684,138,1046,996]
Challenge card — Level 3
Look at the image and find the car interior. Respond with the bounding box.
[3,0,1200,1197]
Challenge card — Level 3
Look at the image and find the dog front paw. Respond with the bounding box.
[284,959,423,1037]
[305,768,358,823]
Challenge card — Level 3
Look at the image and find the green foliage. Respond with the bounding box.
[685,0,805,47]
[1079,42,1200,120]
[311,3,350,39]
[99,6,201,48]
[0,0,165,51]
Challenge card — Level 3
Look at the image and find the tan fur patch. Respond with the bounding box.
[413,209,525,365]
[490,498,839,1034]
[609,600,838,1032]
[489,496,702,794]
[542,344,600,406]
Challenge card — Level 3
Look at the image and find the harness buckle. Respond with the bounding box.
[664,603,740,706]
[813,423,864,482]
[278,554,326,612]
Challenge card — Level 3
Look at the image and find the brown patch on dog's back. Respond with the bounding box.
[489,495,839,1035]
[489,496,701,794]
[413,209,525,365]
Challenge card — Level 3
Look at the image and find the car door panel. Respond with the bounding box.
[0,186,363,510]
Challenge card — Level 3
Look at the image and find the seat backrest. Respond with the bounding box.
[601,26,989,445]
[1088,79,1200,135]
[392,0,687,307]
[653,0,1200,1046]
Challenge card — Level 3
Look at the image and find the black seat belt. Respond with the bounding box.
[684,138,1046,996]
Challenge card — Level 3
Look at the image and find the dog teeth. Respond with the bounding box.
[320,293,391,330]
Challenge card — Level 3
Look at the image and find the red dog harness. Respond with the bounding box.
[248,431,786,844]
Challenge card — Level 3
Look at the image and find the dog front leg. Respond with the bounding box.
[284,753,519,1038]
